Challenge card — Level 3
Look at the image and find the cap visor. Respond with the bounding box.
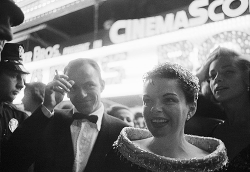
[15,64,30,74]
[0,1,24,26]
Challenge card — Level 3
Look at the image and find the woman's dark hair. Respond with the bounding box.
[143,62,200,104]
[134,112,143,120]
[205,47,250,80]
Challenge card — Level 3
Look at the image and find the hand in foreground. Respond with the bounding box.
[43,73,74,111]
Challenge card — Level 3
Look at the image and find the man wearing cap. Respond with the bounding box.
[0,43,29,169]
[0,0,27,169]
[0,0,24,43]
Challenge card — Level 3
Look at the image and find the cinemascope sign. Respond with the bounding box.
[23,0,250,63]
[109,0,250,43]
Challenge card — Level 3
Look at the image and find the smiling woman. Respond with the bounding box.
[104,62,228,172]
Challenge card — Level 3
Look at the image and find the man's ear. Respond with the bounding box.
[100,79,105,93]
[188,101,197,118]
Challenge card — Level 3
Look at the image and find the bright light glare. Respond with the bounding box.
[167,51,183,58]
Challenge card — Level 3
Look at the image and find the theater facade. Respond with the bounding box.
[12,0,250,107]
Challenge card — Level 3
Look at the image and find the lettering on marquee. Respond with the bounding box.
[23,44,60,63]
[109,0,249,43]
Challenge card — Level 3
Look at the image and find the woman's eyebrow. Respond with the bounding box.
[162,93,177,97]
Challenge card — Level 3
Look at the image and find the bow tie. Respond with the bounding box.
[73,113,98,124]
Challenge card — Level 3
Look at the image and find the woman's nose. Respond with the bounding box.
[150,102,163,113]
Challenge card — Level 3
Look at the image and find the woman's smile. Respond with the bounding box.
[150,117,170,128]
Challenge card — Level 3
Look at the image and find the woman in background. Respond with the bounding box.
[133,112,147,129]
[104,62,227,172]
[107,104,134,127]
[196,47,250,171]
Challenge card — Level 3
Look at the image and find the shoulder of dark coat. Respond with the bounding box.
[54,108,72,115]
[3,102,28,116]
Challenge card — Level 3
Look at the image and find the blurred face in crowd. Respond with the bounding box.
[67,64,105,115]
[0,70,26,102]
[208,56,248,103]
[112,109,134,127]
[142,78,194,138]
[134,117,146,129]
[22,87,32,111]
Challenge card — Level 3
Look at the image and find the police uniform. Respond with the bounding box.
[0,102,28,162]
[0,0,28,170]
[0,43,29,169]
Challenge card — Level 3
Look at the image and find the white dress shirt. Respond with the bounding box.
[41,104,104,172]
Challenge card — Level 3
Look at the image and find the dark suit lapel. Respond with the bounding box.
[84,113,111,172]
[53,109,75,171]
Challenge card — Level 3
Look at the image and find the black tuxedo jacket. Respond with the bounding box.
[3,106,129,172]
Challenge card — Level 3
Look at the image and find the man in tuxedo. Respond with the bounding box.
[3,58,129,172]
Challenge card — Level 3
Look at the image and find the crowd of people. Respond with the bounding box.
[0,0,250,172]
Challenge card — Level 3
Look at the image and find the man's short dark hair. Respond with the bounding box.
[64,58,102,80]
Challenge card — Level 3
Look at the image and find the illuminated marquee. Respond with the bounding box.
[23,44,61,63]
[22,40,103,63]
[109,0,250,44]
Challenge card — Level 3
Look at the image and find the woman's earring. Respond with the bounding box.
[186,114,191,121]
